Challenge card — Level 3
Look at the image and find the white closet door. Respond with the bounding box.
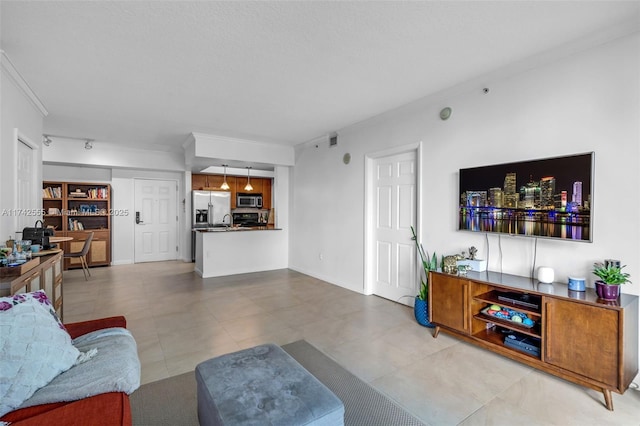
[16,140,35,232]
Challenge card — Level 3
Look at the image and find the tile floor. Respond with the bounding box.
[63,262,640,426]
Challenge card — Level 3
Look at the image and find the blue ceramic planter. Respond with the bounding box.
[414,297,435,328]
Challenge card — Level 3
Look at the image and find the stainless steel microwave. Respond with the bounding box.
[237,193,263,208]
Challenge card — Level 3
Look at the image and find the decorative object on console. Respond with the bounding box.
[568,276,586,292]
[468,246,477,260]
[410,226,437,328]
[457,264,470,276]
[592,261,631,301]
[442,255,458,274]
[456,247,487,272]
[537,266,555,284]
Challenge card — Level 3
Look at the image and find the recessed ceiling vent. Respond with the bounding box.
[329,133,338,147]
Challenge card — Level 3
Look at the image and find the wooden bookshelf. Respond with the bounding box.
[42,181,111,269]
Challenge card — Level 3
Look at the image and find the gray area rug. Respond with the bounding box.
[131,340,425,426]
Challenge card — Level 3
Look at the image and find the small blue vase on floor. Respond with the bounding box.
[414,297,435,328]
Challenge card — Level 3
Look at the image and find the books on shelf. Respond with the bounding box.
[42,186,62,199]
[68,218,84,231]
[68,187,108,199]
[68,192,88,198]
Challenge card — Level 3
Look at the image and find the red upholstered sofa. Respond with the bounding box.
[0,316,132,426]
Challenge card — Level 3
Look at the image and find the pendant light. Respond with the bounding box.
[220,164,230,190]
[244,166,253,191]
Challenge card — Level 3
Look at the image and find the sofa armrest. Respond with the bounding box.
[64,316,127,339]
[0,392,131,425]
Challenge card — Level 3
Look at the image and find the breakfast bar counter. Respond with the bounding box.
[194,227,287,278]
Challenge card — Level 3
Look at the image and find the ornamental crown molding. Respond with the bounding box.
[1,50,48,117]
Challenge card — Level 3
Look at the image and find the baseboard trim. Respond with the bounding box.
[288,265,363,294]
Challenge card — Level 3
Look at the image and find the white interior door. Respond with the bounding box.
[134,179,178,263]
[371,150,417,304]
[16,140,35,232]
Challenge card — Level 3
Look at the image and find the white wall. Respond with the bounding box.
[43,139,184,172]
[1,53,46,240]
[187,133,295,167]
[290,32,640,299]
[42,164,112,182]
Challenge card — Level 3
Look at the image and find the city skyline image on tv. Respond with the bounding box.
[458,152,594,242]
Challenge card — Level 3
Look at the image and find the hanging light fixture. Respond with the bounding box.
[220,164,230,190]
[244,166,253,191]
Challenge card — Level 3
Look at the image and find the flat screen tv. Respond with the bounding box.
[459,152,593,242]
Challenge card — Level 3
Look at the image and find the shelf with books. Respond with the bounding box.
[42,182,64,231]
[42,181,111,269]
[42,185,62,199]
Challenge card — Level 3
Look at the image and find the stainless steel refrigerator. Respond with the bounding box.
[192,190,231,260]
[192,190,231,227]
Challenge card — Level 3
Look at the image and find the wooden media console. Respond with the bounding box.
[428,270,638,411]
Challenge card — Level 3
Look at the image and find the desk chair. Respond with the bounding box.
[64,231,93,280]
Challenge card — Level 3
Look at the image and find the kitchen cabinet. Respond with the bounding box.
[245,176,262,194]
[192,173,233,191]
[192,174,272,210]
[192,174,207,190]
[43,181,111,270]
[229,177,238,209]
[428,270,638,411]
[260,178,273,210]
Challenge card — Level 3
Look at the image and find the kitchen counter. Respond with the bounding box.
[193,225,280,232]
[194,226,287,278]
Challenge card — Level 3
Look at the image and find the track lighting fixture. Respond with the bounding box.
[42,134,96,149]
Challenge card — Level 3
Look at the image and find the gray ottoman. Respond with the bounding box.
[196,343,344,426]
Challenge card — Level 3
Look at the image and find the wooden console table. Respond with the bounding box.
[429,270,638,411]
[0,251,64,320]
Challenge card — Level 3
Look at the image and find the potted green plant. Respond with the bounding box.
[592,262,631,300]
[410,226,437,327]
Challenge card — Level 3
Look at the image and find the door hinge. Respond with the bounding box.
[176,245,178,252]
[176,215,178,222]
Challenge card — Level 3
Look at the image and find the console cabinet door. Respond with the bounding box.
[544,298,619,387]
[88,231,110,266]
[430,273,470,334]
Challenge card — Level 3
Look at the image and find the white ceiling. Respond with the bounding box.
[2,1,639,153]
